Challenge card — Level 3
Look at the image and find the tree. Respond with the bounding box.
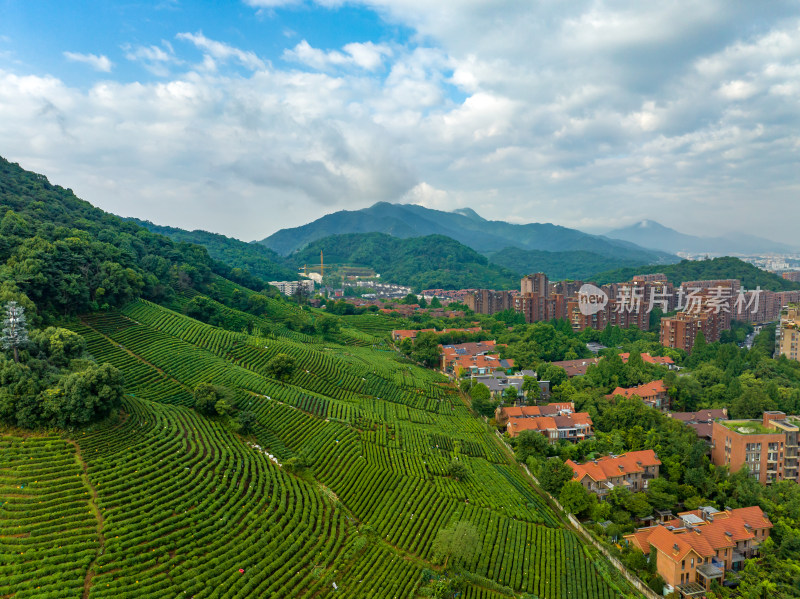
[2,301,28,363]
[194,382,220,416]
[237,410,257,434]
[539,457,574,495]
[429,296,442,308]
[469,383,494,418]
[445,460,469,481]
[559,481,595,518]
[503,385,518,405]
[315,314,340,336]
[265,353,296,382]
[402,292,419,305]
[44,363,124,428]
[516,429,550,462]
[522,376,541,403]
[411,332,442,369]
[431,520,481,569]
[539,364,567,388]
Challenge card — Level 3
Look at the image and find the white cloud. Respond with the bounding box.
[2,4,800,243]
[123,42,181,76]
[176,32,266,71]
[63,51,113,72]
[283,40,391,71]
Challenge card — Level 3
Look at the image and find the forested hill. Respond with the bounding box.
[260,200,676,266]
[0,156,271,322]
[591,257,800,291]
[488,246,642,281]
[289,232,520,291]
[129,218,298,282]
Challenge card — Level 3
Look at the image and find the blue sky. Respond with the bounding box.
[1,1,799,244]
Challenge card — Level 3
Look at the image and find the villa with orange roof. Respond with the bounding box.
[440,340,514,375]
[498,403,594,443]
[624,505,772,597]
[618,352,676,369]
[566,450,661,499]
[607,380,669,411]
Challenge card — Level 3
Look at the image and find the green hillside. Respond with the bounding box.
[0,157,636,597]
[591,256,800,290]
[488,246,642,281]
[130,218,299,282]
[289,232,520,291]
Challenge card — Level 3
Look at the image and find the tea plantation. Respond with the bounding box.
[1,294,637,598]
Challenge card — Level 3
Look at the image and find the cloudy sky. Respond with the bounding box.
[1,1,799,242]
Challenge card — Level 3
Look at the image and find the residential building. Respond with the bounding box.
[441,341,514,375]
[566,296,649,332]
[472,372,550,402]
[633,273,668,283]
[711,412,800,484]
[550,279,583,298]
[499,403,593,443]
[607,380,669,411]
[391,327,481,342]
[566,450,661,499]
[618,352,676,369]
[782,271,800,283]
[549,357,601,378]
[269,279,315,296]
[660,312,720,353]
[668,409,729,443]
[521,273,550,297]
[625,506,773,597]
[464,289,514,315]
[775,304,800,361]
[515,273,570,323]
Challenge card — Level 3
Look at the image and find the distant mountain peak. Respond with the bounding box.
[607,219,797,255]
[451,207,484,221]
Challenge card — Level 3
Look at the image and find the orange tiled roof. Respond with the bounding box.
[506,412,593,438]
[503,403,575,418]
[508,417,557,434]
[566,450,661,483]
[607,380,667,400]
[627,507,773,560]
[618,352,675,366]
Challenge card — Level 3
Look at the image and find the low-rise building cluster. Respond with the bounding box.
[625,506,772,597]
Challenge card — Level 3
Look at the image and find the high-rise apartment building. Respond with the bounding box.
[711,412,800,485]
[464,290,514,315]
[776,304,800,361]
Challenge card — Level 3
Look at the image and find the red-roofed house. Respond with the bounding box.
[503,404,593,443]
[624,506,772,596]
[618,352,676,369]
[441,341,513,375]
[607,380,669,411]
[566,450,661,498]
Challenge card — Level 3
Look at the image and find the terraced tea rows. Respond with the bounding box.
[0,435,99,598]
[31,298,641,598]
[76,398,354,598]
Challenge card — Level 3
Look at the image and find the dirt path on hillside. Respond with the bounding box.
[66,439,106,599]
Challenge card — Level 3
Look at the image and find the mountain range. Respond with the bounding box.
[606,220,798,255]
[259,202,677,266]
